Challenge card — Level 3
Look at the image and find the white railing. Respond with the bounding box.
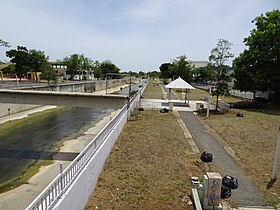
[26,82,148,210]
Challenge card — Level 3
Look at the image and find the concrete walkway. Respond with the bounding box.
[178,111,267,207]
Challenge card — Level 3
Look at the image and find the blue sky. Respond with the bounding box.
[0,0,279,72]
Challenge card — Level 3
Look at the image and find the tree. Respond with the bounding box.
[6,46,29,81]
[99,60,120,79]
[40,64,57,85]
[63,54,98,80]
[79,55,93,80]
[159,63,172,83]
[147,71,160,79]
[0,39,11,48]
[6,46,52,81]
[138,71,146,78]
[208,39,234,110]
[92,60,102,79]
[193,65,213,84]
[170,55,194,82]
[63,54,81,80]
[233,10,280,102]
[28,49,50,81]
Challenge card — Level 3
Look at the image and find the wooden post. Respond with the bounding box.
[272,127,280,180]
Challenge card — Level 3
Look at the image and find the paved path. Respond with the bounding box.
[179,111,267,207]
[141,98,207,112]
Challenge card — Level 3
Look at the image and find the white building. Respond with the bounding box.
[190,61,209,68]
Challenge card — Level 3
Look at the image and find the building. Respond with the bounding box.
[50,62,68,80]
[189,61,209,68]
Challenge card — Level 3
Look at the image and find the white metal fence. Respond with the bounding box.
[25,82,148,210]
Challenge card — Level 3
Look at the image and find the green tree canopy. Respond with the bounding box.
[63,54,93,80]
[138,71,146,77]
[170,55,194,82]
[6,46,29,80]
[6,46,54,81]
[0,39,11,48]
[147,71,160,79]
[92,60,102,79]
[193,65,213,84]
[28,49,51,81]
[159,63,172,82]
[40,65,57,84]
[233,10,280,102]
[99,60,120,79]
[208,39,234,110]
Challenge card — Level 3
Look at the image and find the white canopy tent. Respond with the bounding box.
[165,76,195,104]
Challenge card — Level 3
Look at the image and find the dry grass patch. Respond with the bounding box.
[198,107,280,205]
[86,110,205,210]
[142,80,164,99]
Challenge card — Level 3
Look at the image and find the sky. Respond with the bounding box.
[0,0,279,72]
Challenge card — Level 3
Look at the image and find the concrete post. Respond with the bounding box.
[272,127,280,180]
[206,87,211,118]
[203,172,222,210]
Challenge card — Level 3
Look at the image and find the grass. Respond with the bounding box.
[197,107,280,206]
[173,88,209,101]
[0,160,53,193]
[85,110,206,209]
[0,107,70,193]
[142,79,165,99]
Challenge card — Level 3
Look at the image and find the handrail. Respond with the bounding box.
[26,104,128,210]
[26,81,148,210]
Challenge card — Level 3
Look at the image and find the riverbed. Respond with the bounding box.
[0,106,113,190]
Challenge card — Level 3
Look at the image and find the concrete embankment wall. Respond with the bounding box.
[0,79,131,118]
[0,103,39,117]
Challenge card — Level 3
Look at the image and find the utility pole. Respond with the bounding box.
[206,87,211,118]
[272,127,280,180]
[128,72,132,97]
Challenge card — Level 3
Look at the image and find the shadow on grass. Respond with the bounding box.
[229,101,280,116]
[195,110,226,117]
[266,178,277,189]
[0,149,78,161]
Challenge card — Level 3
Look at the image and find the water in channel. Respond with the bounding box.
[0,106,112,186]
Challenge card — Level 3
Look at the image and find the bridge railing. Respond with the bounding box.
[25,81,148,210]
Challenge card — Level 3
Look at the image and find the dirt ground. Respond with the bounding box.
[85,110,206,210]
